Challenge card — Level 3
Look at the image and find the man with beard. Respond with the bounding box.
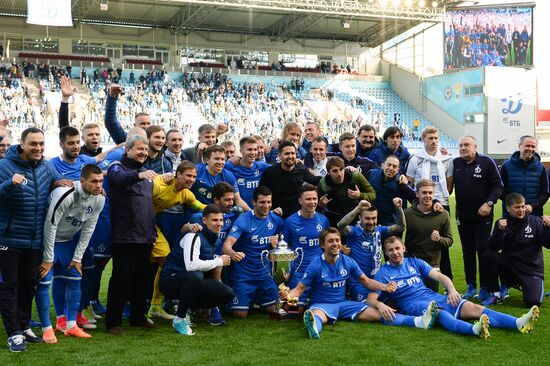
[144,126,172,175]
[317,156,376,227]
[265,122,308,164]
[356,125,378,158]
[368,126,411,174]
[337,198,405,302]
[365,155,417,226]
[49,127,111,180]
[57,76,104,158]
[260,140,320,219]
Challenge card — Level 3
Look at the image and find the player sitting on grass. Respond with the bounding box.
[368,236,540,339]
[281,227,437,340]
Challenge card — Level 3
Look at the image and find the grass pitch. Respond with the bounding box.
[1,196,549,365]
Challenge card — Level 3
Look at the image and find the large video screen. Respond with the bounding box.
[444,7,533,69]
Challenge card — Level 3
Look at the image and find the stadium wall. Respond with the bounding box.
[387,61,467,143]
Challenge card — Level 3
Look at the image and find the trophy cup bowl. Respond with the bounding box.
[261,236,303,320]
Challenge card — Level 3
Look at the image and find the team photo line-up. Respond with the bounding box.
[0,76,545,352]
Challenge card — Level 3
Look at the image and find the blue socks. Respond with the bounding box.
[314,315,324,333]
[482,308,517,329]
[66,279,82,322]
[52,277,67,317]
[381,313,416,327]
[437,310,475,335]
[36,277,52,328]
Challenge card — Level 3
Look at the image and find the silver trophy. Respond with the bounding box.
[261,235,303,319]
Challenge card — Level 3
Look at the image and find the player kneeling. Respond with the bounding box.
[160,205,234,335]
[281,228,437,339]
[368,236,539,339]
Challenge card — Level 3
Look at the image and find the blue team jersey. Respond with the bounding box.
[191,163,239,204]
[190,210,239,241]
[300,254,363,305]
[374,257,435,312]
[98,148,124,170]
[49,154,96,180]
[225,160,270,207]
[282,211,329,276]
[228,211,283,278]
[346,225,388,278]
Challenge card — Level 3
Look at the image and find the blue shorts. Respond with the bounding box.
[288,271,309,306]
[404,293,467,319]
[52,240,82,280]
[231,274,278,311]
[90,212,111,258]
[348,282,372,303]
[309,300,369,323]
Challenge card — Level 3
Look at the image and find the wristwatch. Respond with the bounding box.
[486,201,494,207]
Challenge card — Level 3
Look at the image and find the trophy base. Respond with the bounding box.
[269,307,300,321]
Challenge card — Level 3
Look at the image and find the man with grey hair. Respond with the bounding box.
[105,134,158,335]
[500,135,549,218]
[448,136,503,302]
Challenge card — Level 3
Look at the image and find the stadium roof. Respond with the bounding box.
[0,0,454,47]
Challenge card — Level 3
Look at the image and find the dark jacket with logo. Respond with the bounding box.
[488,215,549,278]
[453,154,503,220]
[107,155,156,245]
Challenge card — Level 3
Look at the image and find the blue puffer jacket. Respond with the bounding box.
[0,145,60,249]
[502,151,545,216]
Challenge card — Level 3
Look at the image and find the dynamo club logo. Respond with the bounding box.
[501,93,523,115]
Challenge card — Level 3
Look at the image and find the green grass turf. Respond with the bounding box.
[1,195,550,365]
